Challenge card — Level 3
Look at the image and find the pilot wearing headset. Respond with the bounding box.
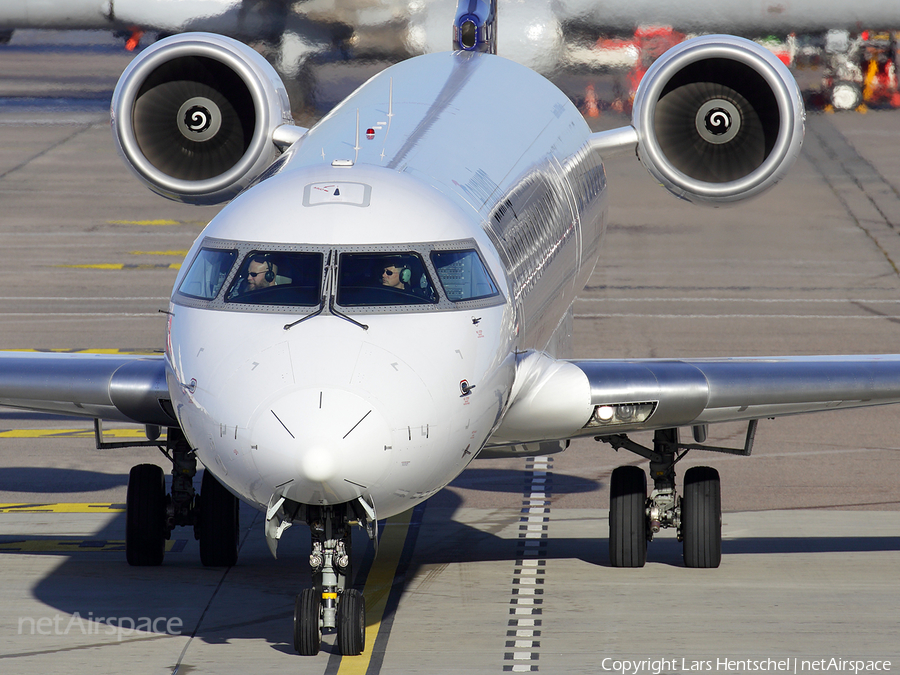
[381,260,411,291]
[246,254,278,292]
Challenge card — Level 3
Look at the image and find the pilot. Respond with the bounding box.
[381,261,411,292]
[246,255,278,292]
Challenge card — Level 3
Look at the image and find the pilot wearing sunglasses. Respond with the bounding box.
[381,262,411,291]
[246,255,278,292]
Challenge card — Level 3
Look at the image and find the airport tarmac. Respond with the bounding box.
[0,31,899,675]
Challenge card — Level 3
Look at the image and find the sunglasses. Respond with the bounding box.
[247,271,265,278]
[383,268,397,276]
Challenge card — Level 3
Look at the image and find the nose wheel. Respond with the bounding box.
[293,587,322,655]
[294,505,366,656]
[336,589,366,655]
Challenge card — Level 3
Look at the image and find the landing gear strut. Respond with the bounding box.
[293,504,366,656]
[270,498,372,656]
[601,427,727,568]
[124,426,240,568]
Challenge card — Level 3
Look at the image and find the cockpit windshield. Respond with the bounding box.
[225,251,323,306]
[337,252,438,306]
[174,238,503,313]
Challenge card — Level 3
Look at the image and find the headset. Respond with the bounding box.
[384,261,412,285]
[250,254,275,283]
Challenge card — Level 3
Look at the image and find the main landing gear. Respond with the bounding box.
[294,504,366,656]
[598,425,755,568]
[124,427,240,568]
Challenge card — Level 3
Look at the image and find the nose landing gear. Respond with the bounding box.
[294,504,367,656]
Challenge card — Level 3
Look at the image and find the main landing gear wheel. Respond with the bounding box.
[125,464,168,567]
[336,588,366,656]
[196,470,240,567]
[294,587,322,656]
[609,465,648,568]
[126,464,167,566]
[681,466,722,568]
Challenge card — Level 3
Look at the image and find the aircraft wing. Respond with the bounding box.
[488,353,900,446]
[0,352,175,427]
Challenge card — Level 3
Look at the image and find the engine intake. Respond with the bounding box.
[112,33,294,205]
[632,35,805,205]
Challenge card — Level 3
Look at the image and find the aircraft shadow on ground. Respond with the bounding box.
[446,466,601,494]
[0,467,127,493]
[3,467,899,657]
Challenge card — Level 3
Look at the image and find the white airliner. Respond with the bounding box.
[3,0,900,657]
[0,0,244,39]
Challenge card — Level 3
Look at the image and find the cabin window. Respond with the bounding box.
[430,249,499,302]
[336,252,438,306]
[178,248,237,300]
[223,251,324,306]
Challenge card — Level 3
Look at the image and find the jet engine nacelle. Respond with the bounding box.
[632,34,805,205]
[111,33,294,205]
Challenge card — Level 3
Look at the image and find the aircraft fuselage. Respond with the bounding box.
[166,50,607,520]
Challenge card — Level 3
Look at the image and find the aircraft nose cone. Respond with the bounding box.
[300,447,337,483]
[248,387,392,504]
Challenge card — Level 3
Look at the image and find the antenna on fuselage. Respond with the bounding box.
[354,108,360,164]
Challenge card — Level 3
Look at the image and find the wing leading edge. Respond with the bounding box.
[488,352,900,446]
[0,352,175,427]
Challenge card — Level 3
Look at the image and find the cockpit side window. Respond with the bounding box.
[225,251,323,306]
[178,248,237,300]
[430,249,499,301]
[337,252,438,306]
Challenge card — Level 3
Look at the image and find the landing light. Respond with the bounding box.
[584,402,656,428]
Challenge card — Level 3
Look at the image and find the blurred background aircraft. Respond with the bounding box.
[2,0,898,116]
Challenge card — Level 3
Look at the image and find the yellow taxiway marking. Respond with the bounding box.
[0,429,154,439]
[129,250,189,256]
[57,263,181,270]
[107,219,206,227]
[338,510,413,674]
[0,503,124,513]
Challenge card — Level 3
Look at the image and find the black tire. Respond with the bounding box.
[682,466,722,568]
[294,588,321,656]
[197,470,239,567]
[609,465,647,568]
[126,464,167,566]
[336,589,366,656]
